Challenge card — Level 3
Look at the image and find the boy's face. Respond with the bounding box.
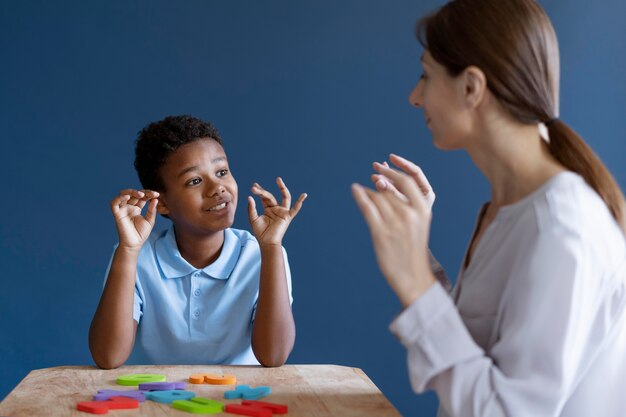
[157,138,238,236]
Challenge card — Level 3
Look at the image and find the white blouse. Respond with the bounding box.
[390,172,626,417]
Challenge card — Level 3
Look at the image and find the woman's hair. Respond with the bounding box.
[134,115,223,192]
[416,0,626,232]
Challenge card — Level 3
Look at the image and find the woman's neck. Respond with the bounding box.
[466,118,565,208]
[173,227,225,269]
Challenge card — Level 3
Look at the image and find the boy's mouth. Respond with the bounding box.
[207,201,229,211]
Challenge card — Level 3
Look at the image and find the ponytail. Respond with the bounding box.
[546,120,626,234]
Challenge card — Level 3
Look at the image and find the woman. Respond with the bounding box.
[352,0,626,416]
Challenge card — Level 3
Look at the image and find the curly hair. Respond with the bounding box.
[134,115,223,191]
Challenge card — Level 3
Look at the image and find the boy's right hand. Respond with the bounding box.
[111,189,159,251]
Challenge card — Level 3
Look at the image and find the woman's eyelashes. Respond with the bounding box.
[420,71,429,81]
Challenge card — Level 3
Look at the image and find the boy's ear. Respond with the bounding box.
[156,197,170,216]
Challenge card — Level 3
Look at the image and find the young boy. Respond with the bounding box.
[89,115,306,368]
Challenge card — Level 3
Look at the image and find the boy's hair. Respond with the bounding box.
[134,115,223,191]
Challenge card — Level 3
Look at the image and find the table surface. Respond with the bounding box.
[0,364,402,416]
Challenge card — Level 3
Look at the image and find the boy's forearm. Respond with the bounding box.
[251,244,295,367]
[89,246,139,369]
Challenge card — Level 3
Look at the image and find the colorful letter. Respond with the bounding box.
[144,390,196,404]
[116,373,166,386]
[224,385,271,400]
[173,397,224,414]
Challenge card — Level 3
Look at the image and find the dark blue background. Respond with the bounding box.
[1,1,624,415]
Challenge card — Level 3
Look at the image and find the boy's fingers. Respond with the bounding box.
[111,195,131,214]
[247,196,259,223]
[139,190,160,200]
[289,193,307,217]
[119,189,145,199]
[117,189,158,207]
[276,177,292,208]
[145,198,158,225]
[252,183,279,207]
[112,194,131,206]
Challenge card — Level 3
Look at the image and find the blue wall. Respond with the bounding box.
[1,1,624,415]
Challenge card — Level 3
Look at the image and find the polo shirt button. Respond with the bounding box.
[194,289,201,296]
[193,310,200,317]
[193,272,201,277]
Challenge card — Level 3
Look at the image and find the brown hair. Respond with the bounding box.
[416,0,626,232]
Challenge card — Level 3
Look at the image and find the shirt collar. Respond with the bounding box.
[155,225,241,280]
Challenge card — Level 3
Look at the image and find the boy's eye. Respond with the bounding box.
[187,178,202,186]
[217,169,229,177]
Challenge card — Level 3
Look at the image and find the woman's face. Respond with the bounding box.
[409,51,472,150]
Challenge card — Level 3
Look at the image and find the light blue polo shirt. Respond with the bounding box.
[103,226,292,365]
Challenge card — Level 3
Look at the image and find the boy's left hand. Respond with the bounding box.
[248,177,307,246]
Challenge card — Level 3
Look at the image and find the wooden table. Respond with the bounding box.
[0,364,401,416]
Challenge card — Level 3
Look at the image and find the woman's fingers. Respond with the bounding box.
[371,173,409,203]
[363,186,399,223]
[373,163,428,212]
[352,184,382,227]
[389,154,434,198]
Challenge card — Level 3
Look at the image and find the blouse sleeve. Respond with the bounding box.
[390,227,605,417]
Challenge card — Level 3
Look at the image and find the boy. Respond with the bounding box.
[89,115,306,368]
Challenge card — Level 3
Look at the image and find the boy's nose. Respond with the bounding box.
[409,81,424,108]
[204,181,226,197]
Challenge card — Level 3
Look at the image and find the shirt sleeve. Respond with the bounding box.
[283,246,294,305]
[103,245,143,324]
[390,228,603,417]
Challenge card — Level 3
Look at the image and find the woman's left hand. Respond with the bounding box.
[352,157,436,307]
[248,177,307,247]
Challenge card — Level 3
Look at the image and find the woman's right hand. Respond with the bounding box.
[352,155,437,307]
[370,153,436,211]
[110,189,159,251]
